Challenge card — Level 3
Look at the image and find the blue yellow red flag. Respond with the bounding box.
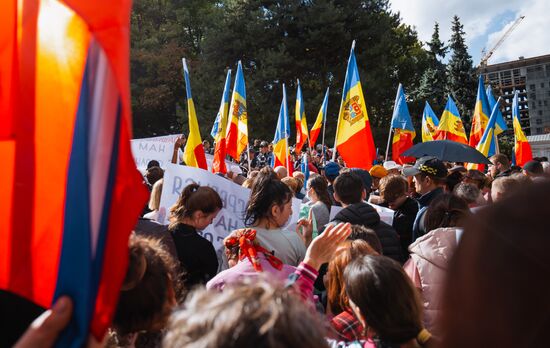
[512,90,532,166]
[469,76,492,148]
[334,41,376,169]
[182,58,208,170]
[0,0,149,345]
[486,85,508,135]
[273,84,291,172]
[434,95,468,144]
[390,84,416,164]
[226,61,248,161]
[421,102,440,142]
[310,87,329,146]
[467,99,501,170]
[295,80,309,153]
[211,69,232,174]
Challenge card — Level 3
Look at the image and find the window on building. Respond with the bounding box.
[545,100,548,106]
[530,84,536,90]
[537,127,543,133]
[536,119,543,125]
[532,104,536,110]
[539,100,543,106]
[531,93,536,100]
[539,110,543,116]
[542,82,545,88]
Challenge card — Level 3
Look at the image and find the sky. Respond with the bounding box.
[390,0,550,65]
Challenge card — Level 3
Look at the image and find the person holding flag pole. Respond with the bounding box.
[332,40,376,169]
[210,69,232,174]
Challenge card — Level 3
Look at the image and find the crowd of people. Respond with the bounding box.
[9,138,550,348]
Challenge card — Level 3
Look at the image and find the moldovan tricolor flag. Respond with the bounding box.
[486,85,508,135]
[0,0,148,345]
[390,84,416,164]
[226,61,248,161]
[310,87,329,146]
[273,84,292,174]
[182,58,207,170]
[334,41,376,170]
[467,100,501,171]
[512,90,533,167]
[434,95,468,144]
[211,70,232,174]
[421,102,440,142]
[295,80,309,153]
[469,76,492,148]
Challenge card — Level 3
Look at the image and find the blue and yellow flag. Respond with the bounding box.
[486,85,508,135]
[469,76,492,148]
[182,58,208,169]
[421,101,440,142]
[310,87,329,145]
[273,84,291,173]
[334,41,376,169]
[468,100,501,170]
[390,84,416,164]
[211,69,232,174]
[434,95,468,144]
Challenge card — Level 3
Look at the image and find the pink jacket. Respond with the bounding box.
[404,227,460,336]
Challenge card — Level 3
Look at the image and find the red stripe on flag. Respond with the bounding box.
[226,121,238,160]
[194,144,208,170]
[212,140,227,174]
[337,123,376,170]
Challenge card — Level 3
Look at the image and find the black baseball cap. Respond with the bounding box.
[403,156,448,178]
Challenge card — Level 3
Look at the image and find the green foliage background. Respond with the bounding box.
[130,0,479,155]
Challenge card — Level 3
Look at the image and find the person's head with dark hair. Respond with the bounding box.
[333,172,365,205]
[147,160,160,170]
[489,153,511,178]
[327,240,377,316]
[463,169,487,190]
[145,166,164,187]
[348,224,383,254]
[440,182,550,348]
[307,175,332,210]
[423,193,469,233]
[350,168,373,195]
[344,255,429,346]
[453,182,482,206]
[163,280,329,348]
[403,156,447,196]
[113,235,182,338]
[445,171,464,193]
[379,174,409,210]
[245,171,293,228]
[169,183,223,230]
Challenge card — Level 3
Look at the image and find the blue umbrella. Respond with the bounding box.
[401,140,492,164]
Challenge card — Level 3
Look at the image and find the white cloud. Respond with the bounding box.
[389,0,545,64]
[487,0,550,63]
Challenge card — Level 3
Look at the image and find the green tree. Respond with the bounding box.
[446,15,476,127]
[414,22,447,115]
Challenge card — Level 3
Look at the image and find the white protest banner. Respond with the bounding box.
[131,134,180,171]
[131,134,242,175]
[158,164,300,255]
[327,202,394,226]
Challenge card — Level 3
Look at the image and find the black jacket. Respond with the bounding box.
[332,202,404,263]
[170,223,219,288]
[412,187,444,242]
[392,197,419,256]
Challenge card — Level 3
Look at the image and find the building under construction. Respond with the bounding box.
[479,54,550,136]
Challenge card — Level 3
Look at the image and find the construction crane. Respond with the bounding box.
[479,15,525,67]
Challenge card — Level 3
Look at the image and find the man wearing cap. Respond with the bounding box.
[255,141,273,169]
[323,161,341,206]
[403,156,448,242]
[383,160,402,175]
[523,160,544,178]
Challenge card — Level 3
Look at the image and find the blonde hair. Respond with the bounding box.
[148,178,163,211]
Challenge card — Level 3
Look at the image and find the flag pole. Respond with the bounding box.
[321,87,329,165]
[384,128,393,161]
[332,40,355,161]
[494,96,502,154]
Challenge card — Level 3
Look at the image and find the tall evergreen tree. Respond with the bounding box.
[446,15,477,126]
[415,22,448,115]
